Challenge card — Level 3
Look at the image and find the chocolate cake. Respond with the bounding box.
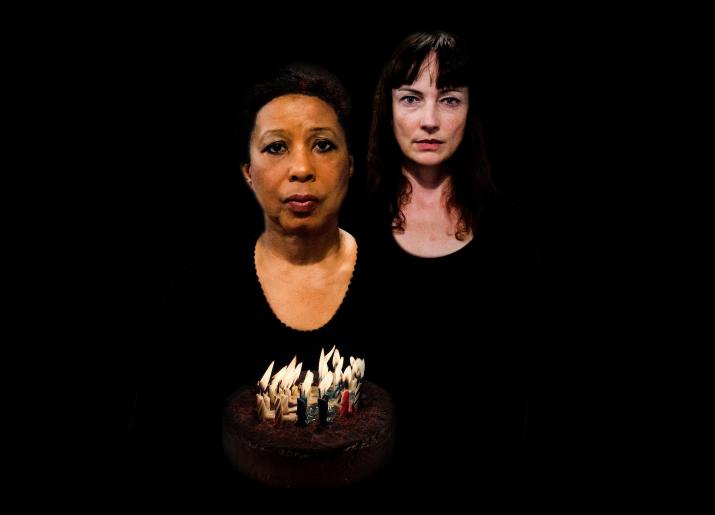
[222,381,395,488]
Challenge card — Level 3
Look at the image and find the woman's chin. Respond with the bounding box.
[412,156,447,168]
[281,217,331,235]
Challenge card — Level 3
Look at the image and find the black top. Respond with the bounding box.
[359,190,540,486]
[130,238,376,498]
[130,192,539,496]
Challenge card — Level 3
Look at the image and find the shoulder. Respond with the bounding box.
[165,240,256,309]
[481,190,533,233]
[478,190,540,270]
[479,191,536,246]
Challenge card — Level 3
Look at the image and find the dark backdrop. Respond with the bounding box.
[96,18,604,494]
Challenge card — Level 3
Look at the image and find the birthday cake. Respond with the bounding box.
[222,348,395,489]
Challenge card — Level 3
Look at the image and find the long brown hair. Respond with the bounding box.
[367,31,494,239]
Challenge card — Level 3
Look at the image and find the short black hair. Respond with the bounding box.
[237,62,352,166]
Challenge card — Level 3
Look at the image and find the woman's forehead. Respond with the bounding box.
[254,95,342,134]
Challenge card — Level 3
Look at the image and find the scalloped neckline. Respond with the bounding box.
[253,239,358,333]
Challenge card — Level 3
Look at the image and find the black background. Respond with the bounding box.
[80,14,619,495]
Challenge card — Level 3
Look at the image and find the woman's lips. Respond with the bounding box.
[415,139,443,151]
[285,194,319,213]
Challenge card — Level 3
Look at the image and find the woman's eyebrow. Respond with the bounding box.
[258,129,289,139]
[394,87,423,95]
[394,87,466,94]
[308,127,338,136]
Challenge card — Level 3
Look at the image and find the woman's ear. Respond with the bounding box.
[241,163,253,188]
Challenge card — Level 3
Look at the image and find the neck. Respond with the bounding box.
[259,223,342,266]
[402,163,452,206]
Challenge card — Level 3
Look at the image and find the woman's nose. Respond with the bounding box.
[289,147,315,182]
[420,104,439,134]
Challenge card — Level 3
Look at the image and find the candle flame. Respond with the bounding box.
[344,365,352,385]
[354,358,365,379]
[318,372,333,397]
[283,355,297,388]
[325,345,336,362]
[302,370,314,397]
[332,348,341,369]
[258,360,274,391]
[257,348,364,423]
[319,361,330,382]
[290,362,303,387]
[318,350,326,380]
[270,365,287,390]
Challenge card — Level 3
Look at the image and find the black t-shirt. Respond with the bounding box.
[130,191,539,495]
[130,238,376,498]
[360,190,540,485]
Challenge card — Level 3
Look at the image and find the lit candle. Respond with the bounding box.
[268,365,287,405]
[352,382,361,412]
[297,396,307,426]
[343,365,353,390]
[325,345,336,362]
[318,373,333,398]
[319,346,336,382]
[274,395,284,426]
[271,365,287,388]
[318,373,333,426]
[281,356,297,399]
[291,362,303,388]
[339,389,350,417]
[254,351,366,425]
[262,393,271,413]
[354,358,365,379]
[333,368,342,392]
[332,348,341,371]
[297,371,312,427]
[349,357,364,411]
[256,393,265,419]
[318,397,328,426]
[258,360,274,392]
[285,355,297,380]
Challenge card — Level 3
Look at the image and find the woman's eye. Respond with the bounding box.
[441,96,461,106]
[400,95,419,105]
[314,139,336,153]
[262,142,287,154]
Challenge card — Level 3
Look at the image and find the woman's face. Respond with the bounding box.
[391,53,469,169]
[243,94,352,234]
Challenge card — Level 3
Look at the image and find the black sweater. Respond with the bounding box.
[359,190,540,486]
[130,191,539,496]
